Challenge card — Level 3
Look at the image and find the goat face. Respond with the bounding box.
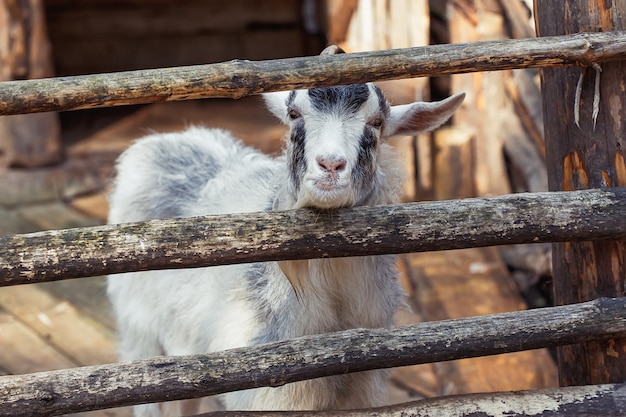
[265,84,465,209]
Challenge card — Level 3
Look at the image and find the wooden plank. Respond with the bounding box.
[0,0,62,168]
[242,29,305,61]
[433,126,475,200]
[506,69,546,159]
[17,201,102,231]
[45,0,300,38]
[44,0,303,75]
[500,82,548,193]
[70,193,109,223]
[536,0,626,387]
[448,0,511,197]
[325,0,358,45]
[0,307,129,417]
[0,206,40,236]
[0,308,76,374]
[0,159,103,208]
[39,276,116,331]
[0,284,117,366]
[404,247,558,394]
[52,29,305,75]
[50,35,244,75]
[190,383,626,417]
[497,0,535,39]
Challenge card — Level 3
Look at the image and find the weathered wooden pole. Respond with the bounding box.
[535,1,626,386]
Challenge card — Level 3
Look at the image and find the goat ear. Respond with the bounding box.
[263,91,292,124]
[383,92,465,138]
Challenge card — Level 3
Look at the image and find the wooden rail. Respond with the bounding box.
[1,19,625,417]
[1,188,625,286]
[193,383,626,417]
[0,31,625,115]
[1,298,624,417]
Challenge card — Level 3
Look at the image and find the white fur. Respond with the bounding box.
[107,85,464,416]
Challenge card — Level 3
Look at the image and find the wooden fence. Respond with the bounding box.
[1,30,626,416]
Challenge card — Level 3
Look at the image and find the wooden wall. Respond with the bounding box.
[43,0,322,75]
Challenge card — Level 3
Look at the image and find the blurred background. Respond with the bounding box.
[0,1,556,415]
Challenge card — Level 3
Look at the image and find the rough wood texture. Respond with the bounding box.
[1,188,625,286]
[0,309,76,374]
[1,31,625,115]
[536,0,626,387]
[449,0,512,197]
[44,0,305,75]
[325,0,358,46]
[192,383,626,417]
[0,284,117,366]
[404,248,557,395]
[0,159,104,208]
[497,0,535,39]
[504,70,547,192]
[433,126,475,199]
[0,298,624,417]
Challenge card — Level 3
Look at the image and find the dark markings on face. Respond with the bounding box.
[352,127,378,199]
[372,84,390,117]
[308,84,370,114]
[286,90,297,108]
[289,121,307,195]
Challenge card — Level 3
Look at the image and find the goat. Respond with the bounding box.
[107,60,464,415]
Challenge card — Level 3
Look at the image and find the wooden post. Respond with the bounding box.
[0,0,62,168]
[535,1,626,386]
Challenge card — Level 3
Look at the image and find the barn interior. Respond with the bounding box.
[0,1,558,415]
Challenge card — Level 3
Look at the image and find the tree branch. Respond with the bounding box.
[0,31,625,115]
[1,188,625,286]
[1,298,625,416]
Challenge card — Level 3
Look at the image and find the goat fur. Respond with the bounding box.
[107,84,464,415]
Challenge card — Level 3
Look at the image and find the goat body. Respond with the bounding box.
[107,82,464,415]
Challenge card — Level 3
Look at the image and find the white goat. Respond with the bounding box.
[107,75,464,415]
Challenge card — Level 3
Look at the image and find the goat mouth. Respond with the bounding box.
[315,181,340,192]
[299,179,352,209]
[312,177,346,193]
[297,173,353,207]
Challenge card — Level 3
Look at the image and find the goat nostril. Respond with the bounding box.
[317,157,346,172]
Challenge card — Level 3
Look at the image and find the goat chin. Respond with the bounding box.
[293,188,353,209]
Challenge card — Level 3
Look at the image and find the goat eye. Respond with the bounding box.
[288,109,301,121]
[369,118,383,129]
